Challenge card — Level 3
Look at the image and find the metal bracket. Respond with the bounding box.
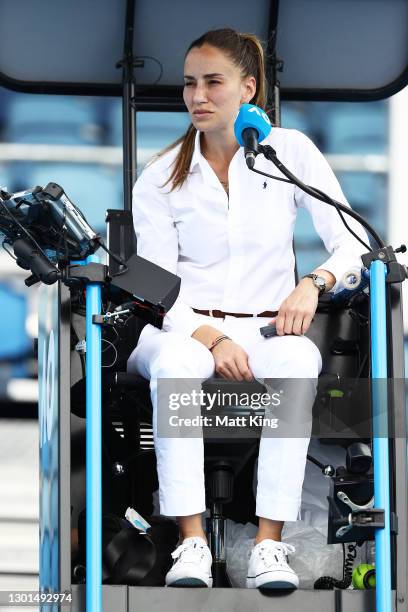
[361,246,408,284]
[361,245,396,267]
[92,308,132,326]
[337,490,374,512]
[63,262,108,287]
[335,508,385,538]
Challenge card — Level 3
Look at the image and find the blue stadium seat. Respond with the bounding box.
[324,102,388,154]
[4,95,102,146]
[0,88,18,134]
[294,206,326,277]
[0,162,12,191]
[337,171,387,234]
[281,103,314,139]
[0,283,30,360]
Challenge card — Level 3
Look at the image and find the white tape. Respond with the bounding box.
[341,267,362,290]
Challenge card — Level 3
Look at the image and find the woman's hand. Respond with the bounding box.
[191,324,253,381]
[270,278,320,336]
[211,339,254,381]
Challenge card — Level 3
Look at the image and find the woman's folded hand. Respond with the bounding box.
[269,278,320,336]
[211,339,254,381]
[192,324,253,381]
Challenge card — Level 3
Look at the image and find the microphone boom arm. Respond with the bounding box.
[254,144,385,251]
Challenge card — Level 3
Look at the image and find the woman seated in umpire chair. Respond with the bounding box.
[127,27,369,589]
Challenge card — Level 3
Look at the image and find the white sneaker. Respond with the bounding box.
[246,539,299,589]
[165,536,213,587]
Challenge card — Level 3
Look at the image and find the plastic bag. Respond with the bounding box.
[224,517,365,588]
[224,518,341,588]
[225,520,257,587]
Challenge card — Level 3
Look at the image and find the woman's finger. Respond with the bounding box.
[217,360,242,381]
[275,312,286,336]
[292,313,305,335]
[227,359,244,381]
[236,355,253,381]
[283,309,295,334]
[216,365,230,380]
[301,314,314,335]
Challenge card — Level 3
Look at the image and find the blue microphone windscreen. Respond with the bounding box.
[234,103,272,146]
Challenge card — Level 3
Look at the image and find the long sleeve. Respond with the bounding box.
[293,132,370,292]
[132,165,203,336]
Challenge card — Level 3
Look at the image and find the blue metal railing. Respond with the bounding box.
[370,260,392,612]
[85,254,102,612]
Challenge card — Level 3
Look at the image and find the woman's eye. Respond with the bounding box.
[184,82,194,87]
[209,80,221,85]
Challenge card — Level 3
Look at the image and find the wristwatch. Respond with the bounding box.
[302,273,326,296]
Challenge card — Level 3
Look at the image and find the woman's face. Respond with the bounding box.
[183,43,256,135]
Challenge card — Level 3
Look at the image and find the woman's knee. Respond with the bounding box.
[134,332,215,380]
[252,334,322,378]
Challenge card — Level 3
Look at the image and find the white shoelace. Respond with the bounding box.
[171,539,207,564]
[257,542,296,568]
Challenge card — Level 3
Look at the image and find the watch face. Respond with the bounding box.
[316,277,325,289]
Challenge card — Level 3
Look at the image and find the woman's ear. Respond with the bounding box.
[241,75,257,105]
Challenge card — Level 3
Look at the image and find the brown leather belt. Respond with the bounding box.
[193,308,279,319]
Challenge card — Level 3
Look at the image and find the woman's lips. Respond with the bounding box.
[193,111,213,117]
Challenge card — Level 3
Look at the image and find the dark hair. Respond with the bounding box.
[158,28,268,191]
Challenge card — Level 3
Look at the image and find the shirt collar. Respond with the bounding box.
[189,129,245,173]
[190,130,202,171]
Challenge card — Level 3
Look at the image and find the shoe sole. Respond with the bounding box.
[247,573,299,590]
[252,580,297,589]
[168,578,212,588]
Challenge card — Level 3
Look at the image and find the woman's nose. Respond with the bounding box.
[192,82,208,104]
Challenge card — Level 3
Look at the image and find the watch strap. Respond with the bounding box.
[302,273,326,296]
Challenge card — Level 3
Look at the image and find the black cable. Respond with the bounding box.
[263,146,380,249]
[95,239,129,276]
[306,454,326,471]
[56,203,68,262]
[314,542,357,589]
[252,158,372,252]
[257,145,384,250]
[2,238,17,261]
[136,55,163,86]
[253,158,372,251]
[117,54,164,86]
[250,166,293,185]
[0,198,60,273]
[306,184,372,253]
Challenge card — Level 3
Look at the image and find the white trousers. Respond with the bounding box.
[127,315,322,521]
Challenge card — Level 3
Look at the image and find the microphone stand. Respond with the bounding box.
[250,142,405,612]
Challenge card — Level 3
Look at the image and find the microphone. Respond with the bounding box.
[234,103,272,169]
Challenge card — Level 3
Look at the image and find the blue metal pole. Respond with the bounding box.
[85,254,102,612]
[370,260,392,612]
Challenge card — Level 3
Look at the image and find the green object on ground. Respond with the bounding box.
[352,564,376,589]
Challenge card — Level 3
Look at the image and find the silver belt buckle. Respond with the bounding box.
[209,309,214,317]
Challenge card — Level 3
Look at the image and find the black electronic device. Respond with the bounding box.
[259,323,278,338]
[0,182,99,261]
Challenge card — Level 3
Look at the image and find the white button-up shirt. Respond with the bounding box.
[132,128,369,337]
